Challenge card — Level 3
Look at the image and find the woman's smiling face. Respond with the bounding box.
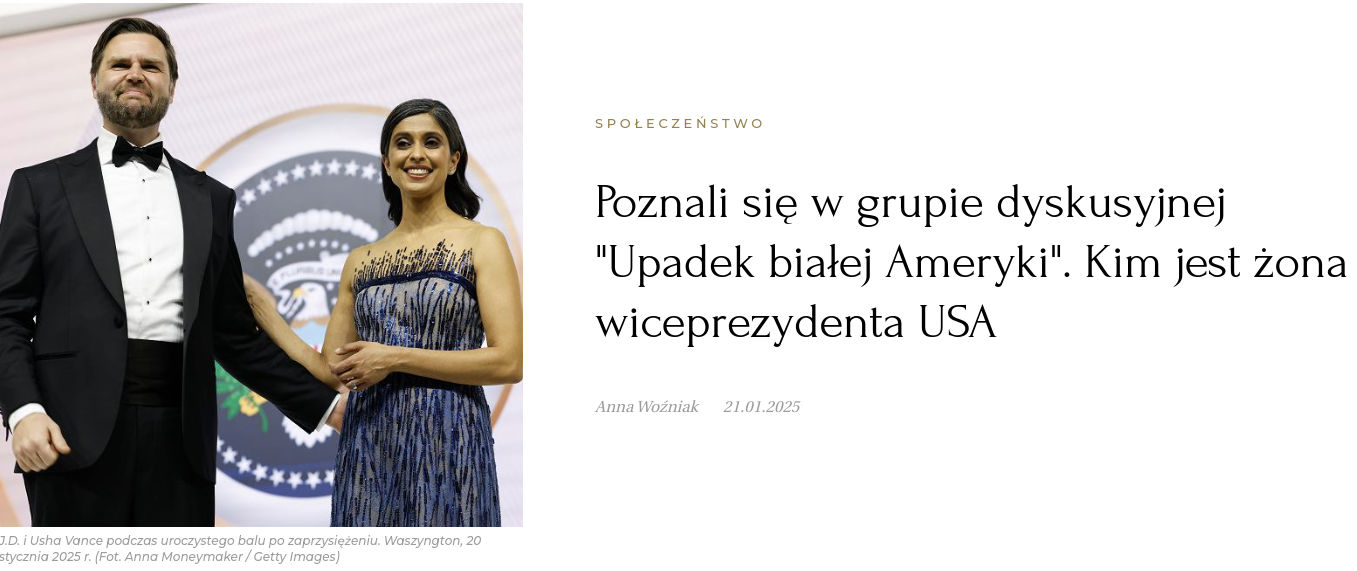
[382,113,461,198]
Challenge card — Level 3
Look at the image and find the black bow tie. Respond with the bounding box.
[111,137,164,170]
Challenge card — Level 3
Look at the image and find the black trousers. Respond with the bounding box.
[23,405,213,526]
[22,339,211,526]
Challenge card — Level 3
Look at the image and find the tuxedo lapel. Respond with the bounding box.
[171,153,211,336]
[60,140,124,311]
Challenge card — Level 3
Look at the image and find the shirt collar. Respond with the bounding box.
[97,127,166,168]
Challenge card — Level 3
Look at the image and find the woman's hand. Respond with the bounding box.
[242,272,276,323]
[332,341,401,391]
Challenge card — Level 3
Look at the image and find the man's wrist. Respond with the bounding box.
[317,394,341,432]
[8,404,47,431]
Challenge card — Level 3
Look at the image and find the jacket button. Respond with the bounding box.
[114,316,125,328]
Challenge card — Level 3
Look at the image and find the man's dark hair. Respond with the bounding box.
[90,18,178,81]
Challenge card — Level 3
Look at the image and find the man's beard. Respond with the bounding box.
[96,87,168,129]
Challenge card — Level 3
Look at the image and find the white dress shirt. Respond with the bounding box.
[100,128,186,341]
[11,129,337,431]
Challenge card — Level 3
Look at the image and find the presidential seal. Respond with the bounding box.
[215,149,387,498]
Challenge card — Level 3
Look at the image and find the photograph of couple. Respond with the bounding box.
[0,6,523,527]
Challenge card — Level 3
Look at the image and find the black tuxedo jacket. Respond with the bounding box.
[0,139,336,482]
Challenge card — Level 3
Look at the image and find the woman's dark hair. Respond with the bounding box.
[379,99,481,224]
[91,18,179,81]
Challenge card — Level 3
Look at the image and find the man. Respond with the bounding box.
[0,18,345,526]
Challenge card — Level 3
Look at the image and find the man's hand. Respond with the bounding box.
[12,413,70,472]
[325,391,348,433]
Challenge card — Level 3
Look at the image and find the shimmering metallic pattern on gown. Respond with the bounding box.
[331,240,500,526]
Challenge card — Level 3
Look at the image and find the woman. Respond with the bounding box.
[244,99,522,526]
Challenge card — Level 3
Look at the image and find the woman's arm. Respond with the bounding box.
[243,250,362,391]
[333,226,522,388]
[319,253,362,386]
